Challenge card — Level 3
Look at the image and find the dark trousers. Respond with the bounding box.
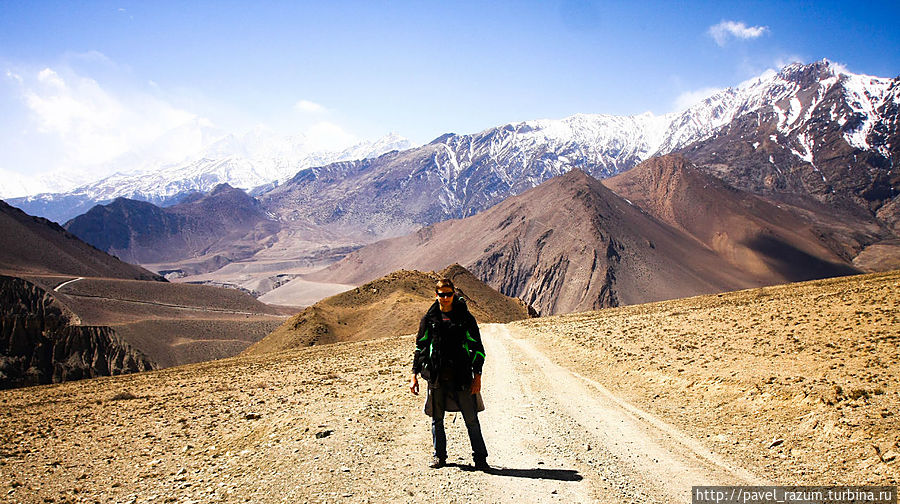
[430,381,488,462]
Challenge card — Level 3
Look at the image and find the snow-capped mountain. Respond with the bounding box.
[7,131,411,224]
[14,59,897,238]
[261,60,898,240]
[679,60,898,231]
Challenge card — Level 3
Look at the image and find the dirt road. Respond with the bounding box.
[392,324,764,503]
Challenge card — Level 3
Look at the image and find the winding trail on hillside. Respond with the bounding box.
[396,324,767,502]
[53,276,84,291]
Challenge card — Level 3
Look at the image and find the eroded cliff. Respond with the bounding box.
[0,276,156,389]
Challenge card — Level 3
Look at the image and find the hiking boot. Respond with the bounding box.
[429,456,446,469]
[474,459,490,472]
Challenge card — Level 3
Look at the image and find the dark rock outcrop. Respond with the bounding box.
[0,276,156,389]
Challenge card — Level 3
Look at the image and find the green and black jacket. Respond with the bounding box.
[412,296,485,385]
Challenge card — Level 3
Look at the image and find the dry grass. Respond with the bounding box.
[512,269,900,484]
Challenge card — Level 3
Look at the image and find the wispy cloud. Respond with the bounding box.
[304,121,357,151]
[1,61,216,195]
[295,99,327,113]
[708,20,769,47]
[18,67,200,166]
[673,87,724,112]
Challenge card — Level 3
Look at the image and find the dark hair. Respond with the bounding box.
[435,278,455,292]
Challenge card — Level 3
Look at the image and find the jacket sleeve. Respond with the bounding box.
[412,316,430,375]
[465,315,486,375]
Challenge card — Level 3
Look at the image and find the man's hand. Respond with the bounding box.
[409,374,419,395]
[470,373,482,395]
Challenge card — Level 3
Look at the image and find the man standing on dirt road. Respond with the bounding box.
[409,278,490,471]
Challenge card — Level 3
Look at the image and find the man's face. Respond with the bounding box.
[436,287,454,312]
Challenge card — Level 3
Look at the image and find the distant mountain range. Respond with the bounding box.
[259,60,898,239]
[8,131,411,224]
[46,60,900,310]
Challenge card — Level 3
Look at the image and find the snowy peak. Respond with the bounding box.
[9,131,412,223]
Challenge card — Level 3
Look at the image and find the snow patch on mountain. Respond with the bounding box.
[12,131,411,219]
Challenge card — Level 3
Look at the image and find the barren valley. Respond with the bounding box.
[1,270,897,503]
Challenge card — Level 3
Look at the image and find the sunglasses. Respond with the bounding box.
[436,292,454,298]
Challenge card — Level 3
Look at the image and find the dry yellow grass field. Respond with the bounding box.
[513,269,900,484]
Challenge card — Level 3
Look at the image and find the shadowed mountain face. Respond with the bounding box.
[306,170,783,315]
[64,184,280,265]
[0,200,163,280]
[244,264,532,355]
[604,154,862,282]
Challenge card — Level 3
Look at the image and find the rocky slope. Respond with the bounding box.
[0,275,154,389]
[604,154,865,280]
[245,264,532,355]
[678,61,899,228]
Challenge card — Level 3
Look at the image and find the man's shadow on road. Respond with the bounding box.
[452,463,583,481]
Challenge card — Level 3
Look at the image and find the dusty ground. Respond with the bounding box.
[1,271,897,503]
[514,269,900,486]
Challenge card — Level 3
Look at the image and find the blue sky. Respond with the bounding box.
[0,0,898,196]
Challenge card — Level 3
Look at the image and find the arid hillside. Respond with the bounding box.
[1,270,896,502]
[514,269,900,485]
[0,200,163,281]
[0,202,290,388]
[2,274,289,388]
[244,264,532,355]
[604,154,866,280]
[33,275,290,369]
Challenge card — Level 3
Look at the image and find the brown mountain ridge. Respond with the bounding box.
[308,163,860,315]
[0,199,163,281]
[604,154,861,281]
[245,264,531,355]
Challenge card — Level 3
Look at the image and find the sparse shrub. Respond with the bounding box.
[849,388,870,400]
[110,390,137,401]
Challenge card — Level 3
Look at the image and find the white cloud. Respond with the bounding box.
[19,67,200,167]
[673,87,724,111]
[5,70,23,84]
[708,20,769,47]
[304,121,358,151]
[1,63,217,195]
[295,99,327,113]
